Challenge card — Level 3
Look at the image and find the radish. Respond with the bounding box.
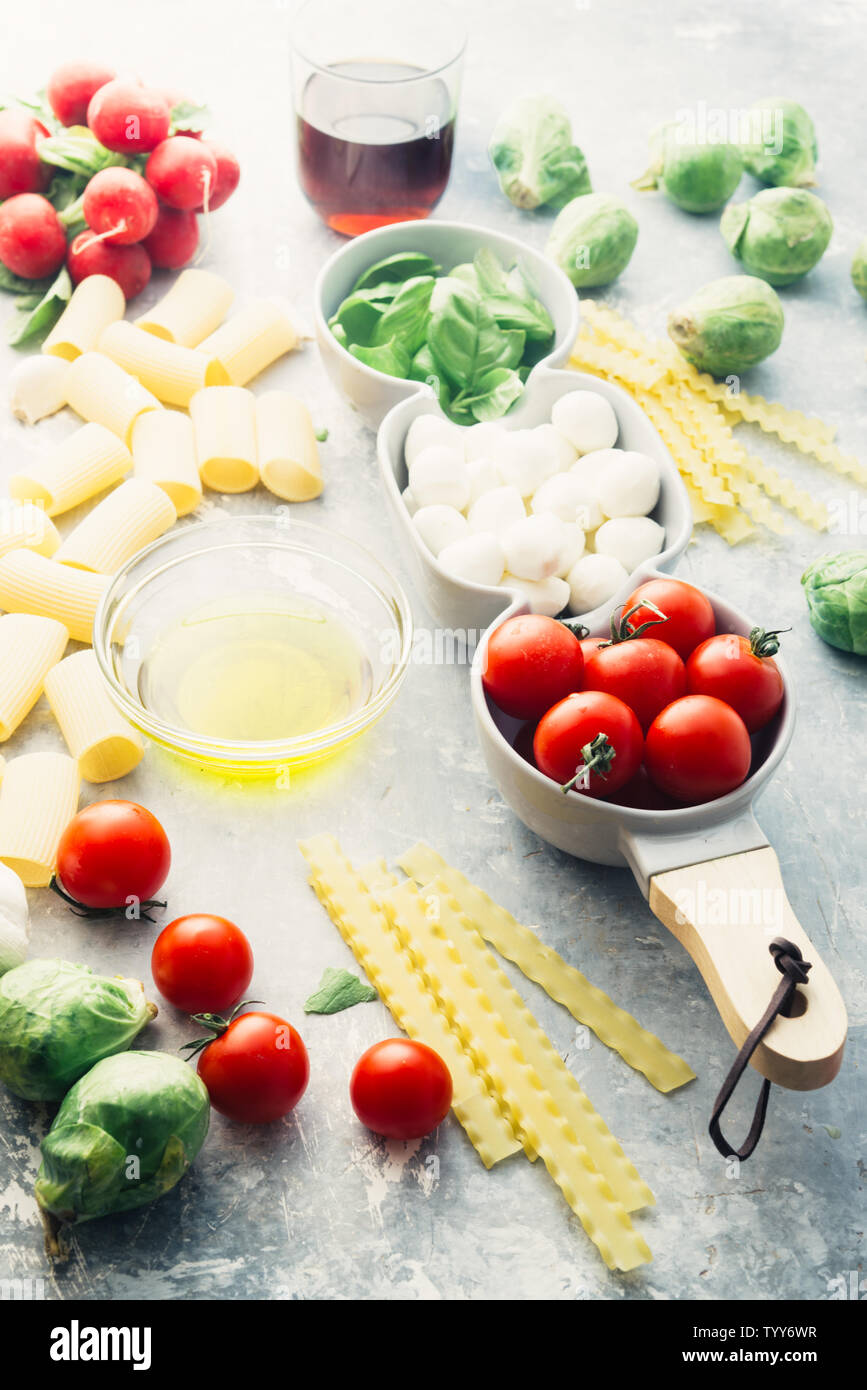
[0,109,49,200]
[152,88,203,138]
[86,80,171,154]
[196,141,240,210]
[67,232,151,299]
[0,195,66,279]
[142,205,198,268]
[46,61,116,127]
[146,136,217,210]
[82,168,158,245]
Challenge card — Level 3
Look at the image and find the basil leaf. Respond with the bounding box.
[409,343,452,410]
[455,367,525,423]
[304,967,377,1015]
[330,289,391,346]
[169,101,210,135]
[349,338,411,378]
[475,251,554,341]
[0,264,55,295]
[7,267,72,347]
[428,281,522,392]
[353,252,440,291]
[372,275,434,354]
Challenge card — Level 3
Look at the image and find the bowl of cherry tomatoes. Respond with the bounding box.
[471,573,795,887]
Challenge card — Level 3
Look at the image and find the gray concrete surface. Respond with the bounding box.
[0,0,864,1301]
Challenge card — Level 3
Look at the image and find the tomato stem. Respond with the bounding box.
[559,618,589,638]
[604,599,670,646]
[561,732,616,793]
[48,875,167,924]
[749,625,790,658]
[181,999,263,1058]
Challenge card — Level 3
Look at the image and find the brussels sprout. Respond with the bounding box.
[801,552,867,655]
[851,239,867,301]
[36,1051,210,1254]
[741,98,817,188]
[0,959,156,1101]
[489,95,592,211]
[546,193,638,288]
[721,188,833,286]
[667,275,784,377]
[634,124,743,213]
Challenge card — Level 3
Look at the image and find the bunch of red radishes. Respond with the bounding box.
[0,60,240,308]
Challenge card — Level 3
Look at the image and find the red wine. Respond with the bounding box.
[297,60,456,236]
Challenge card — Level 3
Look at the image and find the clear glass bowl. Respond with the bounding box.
[93,516,413,774]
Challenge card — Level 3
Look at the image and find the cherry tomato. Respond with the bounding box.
[55,800,170,909]
[533,690,643,797]
[583,637,686,733]
[482,615,584,721]
[686,628,785,733]
[350,1039,452,1140]
[196,1010,309,1124]
[645,695,751,804]
[623,578,715,660]
[578,637,608,665]
[152,914,254,1014]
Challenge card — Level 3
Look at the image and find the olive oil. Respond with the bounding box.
[138,593,372,742]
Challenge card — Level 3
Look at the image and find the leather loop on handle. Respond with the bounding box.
[709,938,811,1160]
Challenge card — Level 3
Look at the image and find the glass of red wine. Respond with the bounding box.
[292,0,466,236]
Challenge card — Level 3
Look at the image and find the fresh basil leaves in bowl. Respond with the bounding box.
[314,220,580,429]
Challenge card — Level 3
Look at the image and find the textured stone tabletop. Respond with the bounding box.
[0,0,864,1301]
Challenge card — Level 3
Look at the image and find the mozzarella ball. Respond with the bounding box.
[596,451,660,518]
[498,429,559,497]
[402,486,419,518]
[466,455,503,506]
[413,505,469,557]
[438,532,505,587]
[501,573,571,618]
[594,517,665,573]
[570,447,622,494]
[551,390,618,453]
[530,422,578,474]
[468,485,526,538]
[502,513,570,582]
[531,473,604,532]
[566,553,630,615]
[405,414,465,467]
[463,421,509,462]
[408,445,470,510]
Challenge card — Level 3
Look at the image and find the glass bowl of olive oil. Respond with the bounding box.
[93,516,413,774]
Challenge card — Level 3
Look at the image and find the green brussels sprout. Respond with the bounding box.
[667,275,784,377]
[801,552,867,655]
[634,124,743,213]
[0,959,156,1101]
[489,95,592,211]
[741,98,817,188]
[36,1051,210,1253]
[721,188,833,286]
[546,192,638,288]
[851,239,867,301]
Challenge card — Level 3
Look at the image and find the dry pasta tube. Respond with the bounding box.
[42,275,125,361]
[197,301,300,387]
[0,550,109,644]
[64,351,162,445]
[256,392,323,501]
[0,614,68,741]
[44,649,144,782]
[131,410,202,516]
[190,386,258,492]
[55,479,177,574]
[0,501,60,559]
[136,269,235,347]
[98,321,229,408]
[9,423,131,518]
[0,751,80,887]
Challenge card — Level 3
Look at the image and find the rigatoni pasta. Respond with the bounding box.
[0,500,60,559]
[9,423,131,518]
[0,550,109,644]
[44,649,144,782]
[0,752,80,887]
[131,410,202,516]
[64,351,162,444]
[55,479,177,574]
[98,320,229,407]
[136,268,235,346]
[42,275,125,361]
[256,392,323,501]
[197,301,299,386]
[0,614,68,741]
[190,386,258,492]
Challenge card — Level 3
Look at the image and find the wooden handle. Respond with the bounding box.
[649,846,847,1091]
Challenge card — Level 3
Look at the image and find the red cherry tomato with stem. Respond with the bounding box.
[644,695,751,804]
[533,690,643,797]
[55,800,170,914]
[581,600,686,732]
[152,914,254,1014]
[686,627,786,733]
[350,1039,452,1140]
[482,614,584,721]
[191,1007,309,1124]
[623,578,716,661]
